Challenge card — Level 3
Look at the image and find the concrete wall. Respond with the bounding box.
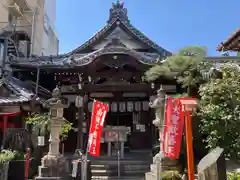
[42,0,58,55]
[0,0,10,32]
[0,0,59,56]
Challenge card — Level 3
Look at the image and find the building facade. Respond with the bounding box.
[42,0,58,55]
[10,1,173,153]
[8,1,237,155]
[0,0,58,57]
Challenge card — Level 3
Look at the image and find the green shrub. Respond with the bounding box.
[0,149,16,163]
[161,171,182,180]
[227,172,240,180]
[0,149,26,163]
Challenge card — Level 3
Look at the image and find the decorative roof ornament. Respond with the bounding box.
[108,0,129,23]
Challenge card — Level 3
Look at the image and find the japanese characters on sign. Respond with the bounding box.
[88,100,109,156]
[104,131,118,142]
[162,98,184,159]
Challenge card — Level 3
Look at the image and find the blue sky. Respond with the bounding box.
[56,0,240,56]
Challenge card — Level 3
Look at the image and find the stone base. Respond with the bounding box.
[150,160,179,172]
[145,157,180,180]
[35,154,68,180]
[35,177,62,180]
[145,171,156,180]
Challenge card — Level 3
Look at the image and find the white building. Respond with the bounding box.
[0,0,59,56]
[42,0,58,55]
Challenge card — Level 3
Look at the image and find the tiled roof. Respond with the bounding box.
[65,2,171,56]
[0,75,50,105]
[7,2,172,69]
[204,56,240,63]
[9,46,163,68]
[10,54,240,70]
[66,18,171,56]
[216,28,240,51]
[0,76,34,105]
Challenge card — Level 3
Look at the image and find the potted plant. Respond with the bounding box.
[0,149,16,180]
[7,150,26,180]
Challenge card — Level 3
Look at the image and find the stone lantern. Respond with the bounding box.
[146,86,178,180]
[149,86,166,163]
[149,86,166,132]
[35,86,69,180]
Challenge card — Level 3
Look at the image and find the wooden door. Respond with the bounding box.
[130,111,152,150]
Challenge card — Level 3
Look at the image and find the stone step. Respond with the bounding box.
[90,160,151,165]
[91,168,147,177]
[91,164,150,171]
[150,164,180,172]
[91,175,145,180]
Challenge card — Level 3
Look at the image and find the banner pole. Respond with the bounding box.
[117,103,120,179]
[84,99,96,180]
[159,95,167,180]
[185,110,194,180]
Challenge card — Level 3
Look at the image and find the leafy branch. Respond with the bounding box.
[25,113,73,140]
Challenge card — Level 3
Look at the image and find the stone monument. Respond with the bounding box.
[35,86,69,180]
[145,87,179,180]
[198,147,226,180]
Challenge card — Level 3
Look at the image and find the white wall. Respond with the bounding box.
[42,0,58,55]
[44,0,56,31]
[0,0,10,31]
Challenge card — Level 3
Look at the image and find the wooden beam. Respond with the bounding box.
[83,83,151,92]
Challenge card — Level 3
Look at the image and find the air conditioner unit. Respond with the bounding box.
[8,3,22,17]
[18,40,29,57]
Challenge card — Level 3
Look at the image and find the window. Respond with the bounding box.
[8,13,13,24]
[0,43,3,61]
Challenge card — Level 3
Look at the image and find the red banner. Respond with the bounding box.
[162,98,184,159]
[88,100,109,156]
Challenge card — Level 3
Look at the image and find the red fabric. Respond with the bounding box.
[0,121,16,135]
[162,98,184,159]
[88,100,109,156]
[0,112,20,116]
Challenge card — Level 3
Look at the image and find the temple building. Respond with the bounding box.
[8,1,180,153]
[216,27,240,52]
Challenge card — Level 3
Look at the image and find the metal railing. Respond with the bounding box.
[10,0,31,11]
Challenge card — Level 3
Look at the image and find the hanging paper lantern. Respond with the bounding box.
[119,102,126,112]
[135,101,141,111]
[88,101,93,112]
[111,102,117,112]
[127,101,133,112]
[142,101,149,111]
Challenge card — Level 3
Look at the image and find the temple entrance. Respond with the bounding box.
[97,99,152,156]
[106,112,133,127]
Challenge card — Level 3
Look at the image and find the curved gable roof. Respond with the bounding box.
[66,1,171,56]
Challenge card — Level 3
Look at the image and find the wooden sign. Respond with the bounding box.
[37,136,45,146]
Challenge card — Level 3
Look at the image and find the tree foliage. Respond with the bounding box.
[145,46,213,92]
[198,63,240,158]
[25,113,73,140]
[145,45,240,158]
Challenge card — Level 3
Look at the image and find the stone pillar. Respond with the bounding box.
[145,86,179,180]
[35,86,69,180]
[107,142,111,157]
[120,142,124,158]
